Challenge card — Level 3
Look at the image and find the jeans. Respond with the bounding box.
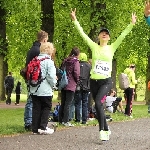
[90,78,112,131]
[69,99,75,121]
[59,90,74,123]
[24,94,32,126]
[74,90,89,123]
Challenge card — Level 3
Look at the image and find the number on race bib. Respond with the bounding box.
[94,61,110,76]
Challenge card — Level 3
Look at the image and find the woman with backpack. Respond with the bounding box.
[74,53,91,124]
[29,42,57,135]
[70,8,136,141]
[123,65,137,118]
[58,47,80,127]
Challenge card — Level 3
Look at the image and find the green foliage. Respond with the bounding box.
[0,0,150,101]
[1,0,41,71]
[1,0,149,75]
[105,0,148,76]
[53,0,92,66]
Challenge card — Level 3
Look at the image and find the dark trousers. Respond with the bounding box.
[124,88,133,116]
[90,78,112,131]
[31,95,52,133]
[74,90,89,123]
[112,97,122,113]
[59,90,74,123]
[88,92,93,110]
[16,94,20,104]
[6,88,12,104]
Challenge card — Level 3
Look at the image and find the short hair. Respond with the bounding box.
[37,30,48,42]
[40,42,54,55]
[8,72,12,75]
[69,46,80,57]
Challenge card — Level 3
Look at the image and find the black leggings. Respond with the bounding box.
[124,88,133,116]
[90,78,112,131]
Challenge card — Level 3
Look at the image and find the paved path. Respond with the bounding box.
[0,101,146,109]
[0,118,150,150]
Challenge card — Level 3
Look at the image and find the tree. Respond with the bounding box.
[41,0,54,42]
[0,1,8,100]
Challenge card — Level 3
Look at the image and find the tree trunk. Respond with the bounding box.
[111,59,117,92]
[145,52,150,104]
[41,0,54,42]
[0,4,8,100]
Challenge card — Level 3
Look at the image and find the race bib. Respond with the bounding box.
[93,60,110,76]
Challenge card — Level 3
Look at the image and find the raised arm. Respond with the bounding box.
[70,8,96,49]
[111,13,137,52]
[144,1,150,25]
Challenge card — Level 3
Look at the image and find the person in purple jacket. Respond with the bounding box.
[59,47,80,127]
[144,1,150,25]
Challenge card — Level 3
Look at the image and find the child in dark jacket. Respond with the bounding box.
[15,81,21,105]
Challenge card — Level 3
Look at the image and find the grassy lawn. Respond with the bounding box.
[0,91,59,103]
[0,105,150,136]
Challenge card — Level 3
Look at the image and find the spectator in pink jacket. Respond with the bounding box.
[59,47,80,127]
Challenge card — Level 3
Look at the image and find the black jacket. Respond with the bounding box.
[25,41,41,66]
[15,81,21,94]
[79,61,91,91]
[4,75,14,90]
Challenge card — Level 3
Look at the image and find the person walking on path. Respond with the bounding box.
[70,8,136,141]
[4,72,14,105]
[15,81,22,105]
[24,30,48,131]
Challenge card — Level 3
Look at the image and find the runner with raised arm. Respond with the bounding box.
[70,8,136,141]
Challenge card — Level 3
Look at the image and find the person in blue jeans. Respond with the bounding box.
[74,53,91,124]
[24,30,49,130]
[144,1,150,25]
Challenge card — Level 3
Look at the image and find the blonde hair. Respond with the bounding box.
[40,42,54,55]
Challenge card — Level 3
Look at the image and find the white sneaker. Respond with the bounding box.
[129,115,133,118]
[99,130,108,141]
[38,127,54,135]
[105,131,110,140]
[62,122,74,127]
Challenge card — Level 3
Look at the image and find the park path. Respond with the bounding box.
[0,100,146,109]
[0,118,150,150]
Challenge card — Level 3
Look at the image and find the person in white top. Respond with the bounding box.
[105,89,124,113]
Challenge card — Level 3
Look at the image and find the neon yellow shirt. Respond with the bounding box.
[124,68,137,88]
[73,19,134,79]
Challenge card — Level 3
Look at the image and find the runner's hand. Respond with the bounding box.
[131,13,137,24]
[144,1,150,17]
[70,8,76,21]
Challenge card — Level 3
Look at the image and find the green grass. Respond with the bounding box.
[0,108,25,136]
[0,105,150,136]
[0,91,59,103]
